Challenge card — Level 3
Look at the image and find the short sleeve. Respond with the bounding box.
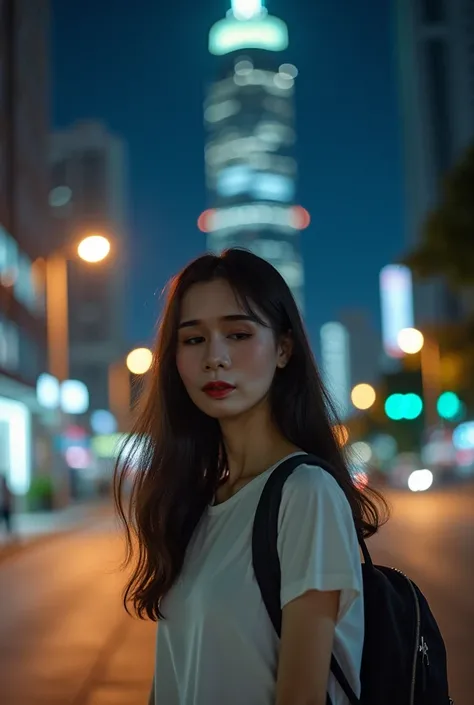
[277,463,362,622]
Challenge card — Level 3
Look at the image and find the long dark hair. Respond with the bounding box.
[114,248,388,621]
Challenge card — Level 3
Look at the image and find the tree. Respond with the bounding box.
[404,143,474,287]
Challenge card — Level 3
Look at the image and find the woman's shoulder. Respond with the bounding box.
[278,461,356,534]
[282,461,348,503]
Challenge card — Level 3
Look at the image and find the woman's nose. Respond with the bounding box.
[204,339,231,370]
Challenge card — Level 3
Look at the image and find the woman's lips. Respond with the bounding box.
[202,383,236,399]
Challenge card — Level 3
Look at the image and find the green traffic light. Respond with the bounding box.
[404,393,423,420]
[437,392,461,420]
[385,393,423,421]
[384,394,404,420]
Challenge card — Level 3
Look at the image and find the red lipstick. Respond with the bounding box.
[202,381,236,399]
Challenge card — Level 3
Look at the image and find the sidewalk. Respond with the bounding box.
[0,499,112,561]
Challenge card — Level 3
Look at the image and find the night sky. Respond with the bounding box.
[51,0,405,351]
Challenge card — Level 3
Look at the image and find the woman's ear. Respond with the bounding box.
[276,331,293,369]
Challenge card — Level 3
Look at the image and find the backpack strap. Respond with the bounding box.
[252,453,367,705]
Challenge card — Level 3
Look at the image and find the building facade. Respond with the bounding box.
[49,121,128,411]
[395,0,474,323]
[339,309,382,387]
[199,0,309,311]
[0,0,51,494]
[320,322,351,421]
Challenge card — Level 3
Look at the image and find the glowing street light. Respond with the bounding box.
[396,327,442,430]
[46,233,114,382]
[397,327,424,355]
[77,234,111,263]
[351,383,376,411]
[127,348,153,375]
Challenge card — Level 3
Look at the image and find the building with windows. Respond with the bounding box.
[339,309,382,387]
[0,0,51,494]
[49,121,128,411]
[320,322,351,420]
[395,0,474,323]
[198,0,310,311]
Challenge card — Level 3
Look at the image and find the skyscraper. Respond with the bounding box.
[0,0,51,494]
[49,121,128,411]
[320,322,351,420]
[395,0,474,323]
[199,0,310,311]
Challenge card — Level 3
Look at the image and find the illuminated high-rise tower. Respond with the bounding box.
[198,0,310,311]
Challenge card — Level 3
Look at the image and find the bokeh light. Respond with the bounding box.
[291,205,311,230]
[350,441,372,464]
[351,383,376,410]
[436,391,461,420]
[77,235,111,263]
[397,327,424,355]
[408,469,433,492]
[126,348,153,375]
[333,424,349,447]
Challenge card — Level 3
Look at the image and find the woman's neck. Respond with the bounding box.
[220,400,300,486]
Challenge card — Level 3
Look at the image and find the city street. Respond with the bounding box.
[0,487,472,705]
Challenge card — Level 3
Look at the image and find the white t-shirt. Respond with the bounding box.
[154,452,364,705]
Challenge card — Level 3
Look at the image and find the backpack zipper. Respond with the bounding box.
[391,568,420,705]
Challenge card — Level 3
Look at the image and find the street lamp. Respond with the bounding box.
[397,327,441,430]
[107,348,153,434]
[77,234,111,264]
[45,233,112,382]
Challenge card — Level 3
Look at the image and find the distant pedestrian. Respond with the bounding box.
[0,472,13,537]
[114,249,388,705]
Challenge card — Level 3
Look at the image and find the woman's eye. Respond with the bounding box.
[183,336,204,345]
[229,332,252,341]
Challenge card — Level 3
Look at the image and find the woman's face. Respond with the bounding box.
[176,279,290,420]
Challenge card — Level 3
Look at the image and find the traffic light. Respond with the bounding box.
[437,392,461,420]
[385,393,423,421]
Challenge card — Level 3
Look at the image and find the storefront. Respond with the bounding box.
[0,373,49,497]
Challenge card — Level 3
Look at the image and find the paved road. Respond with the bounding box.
[0,488,472,705]
[370,485,474,705]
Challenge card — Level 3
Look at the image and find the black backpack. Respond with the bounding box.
[252,454,453,705]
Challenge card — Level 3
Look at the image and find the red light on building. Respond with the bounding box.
[197,209,214,233]
[291,206,311,230]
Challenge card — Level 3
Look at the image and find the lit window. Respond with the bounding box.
[273,73,294,90]
[252,173,295,202]
[251,239,293,260]
[217,165,253,196]
[209,16,288,56]
[204,204,301,232]
[275,262,304,288]
[204,100,241,123]
[279,63,298,79]
[234,59,253,75]
[263,97,293,117]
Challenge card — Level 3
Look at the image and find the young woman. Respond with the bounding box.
[114,249,388,705]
